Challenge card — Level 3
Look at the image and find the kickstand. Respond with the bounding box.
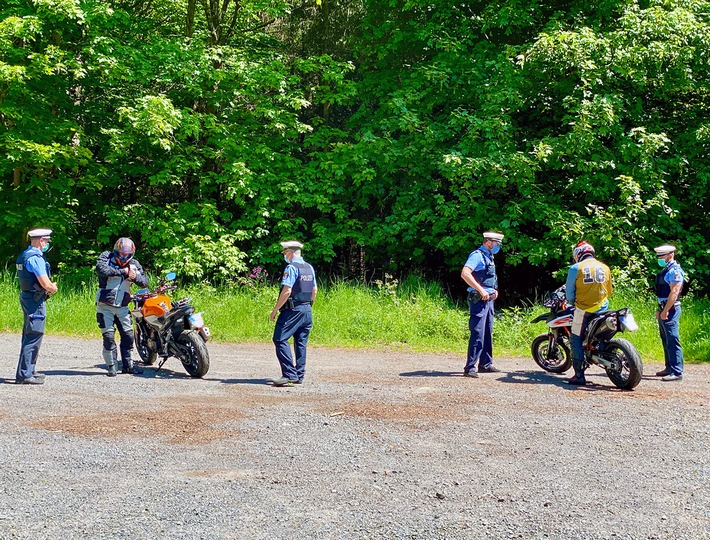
[157,357,168,372]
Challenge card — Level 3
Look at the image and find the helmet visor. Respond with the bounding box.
[115,251,133,265]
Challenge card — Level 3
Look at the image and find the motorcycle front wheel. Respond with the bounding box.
[531,333,572,373]
[175,331,210,378]
[604,338,643,390]
[134,324,157,365]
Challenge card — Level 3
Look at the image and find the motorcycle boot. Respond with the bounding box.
[122,357,143,375]
[567,356,587,385]
[104,342,119,377]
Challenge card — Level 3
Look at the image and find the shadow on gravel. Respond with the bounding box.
[217,378,274,385]
[138,367,193,379]
[498,370,570,388]
[399,370,463,377]
[2,368,105,382]
[43,369,107,377]
[500,371,631,392]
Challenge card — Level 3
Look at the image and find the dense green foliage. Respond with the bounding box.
[1,271,708,361]
[1,1,709,298]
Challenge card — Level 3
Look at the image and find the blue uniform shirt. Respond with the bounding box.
[23,247,48,277]
[282,257,318,288]
[657,261,684,303]
[464,245,496,294]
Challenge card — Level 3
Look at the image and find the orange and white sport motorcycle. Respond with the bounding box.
[131,273,210,378]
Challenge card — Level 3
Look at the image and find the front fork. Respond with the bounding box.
[550,327,571,348]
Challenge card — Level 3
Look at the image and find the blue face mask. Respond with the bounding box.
[657,258,668,268]
[284,255,290,263]
[41,242,51,253]
[491,244,501,255]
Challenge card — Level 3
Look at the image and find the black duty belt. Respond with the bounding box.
[468,290,494,303]
[280,300,313,312]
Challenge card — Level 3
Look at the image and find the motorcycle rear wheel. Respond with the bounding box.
[134,324,157,365]
[604,338,643,390]
[175,331,210,378]
[531,333,572,373]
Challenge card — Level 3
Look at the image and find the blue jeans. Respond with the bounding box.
[273,304,313,381]
[658,305,683,376]
[465,299,494,373]
[16,292,47,381]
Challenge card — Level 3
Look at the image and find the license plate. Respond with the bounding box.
[200,326,211,341]
[189,312,205,328]
[621,313,638,332]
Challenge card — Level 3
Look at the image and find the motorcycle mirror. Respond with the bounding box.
[166,272,177,281]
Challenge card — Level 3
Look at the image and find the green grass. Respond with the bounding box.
[1,271,708,362]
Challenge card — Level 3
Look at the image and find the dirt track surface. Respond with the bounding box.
[1,334,708,540]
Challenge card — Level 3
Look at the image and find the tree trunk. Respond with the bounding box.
[187,0,196,38]
[346,241,366,282]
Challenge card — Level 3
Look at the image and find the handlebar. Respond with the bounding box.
[543,286,568,310]
[131,283,178,302]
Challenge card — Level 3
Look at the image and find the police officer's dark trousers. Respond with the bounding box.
[16,292,47,381]
[465,298,494,373]
[273,304,313,382]
[658,304,683,376]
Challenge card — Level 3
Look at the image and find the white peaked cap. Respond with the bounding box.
[28,228,53,238]
[654,244,676,256]
[483,231,504,242]
[280,240,304,250]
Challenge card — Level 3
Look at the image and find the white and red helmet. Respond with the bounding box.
[573,241,595,262]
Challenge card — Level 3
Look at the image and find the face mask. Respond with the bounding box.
[42,242,51,253]
[284,255,290,263]
[491,244,501,255]
[657,258,667,268]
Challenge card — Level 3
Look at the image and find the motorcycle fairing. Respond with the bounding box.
[547,306,574,328]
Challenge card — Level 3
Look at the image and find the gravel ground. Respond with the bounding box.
[0,333,708,540]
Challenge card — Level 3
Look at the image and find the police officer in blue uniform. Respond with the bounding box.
[15,228,58,385]
[654,244,685,382]
[270,240,318,387]
[461,232,504,378]
[96,238,149,377]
